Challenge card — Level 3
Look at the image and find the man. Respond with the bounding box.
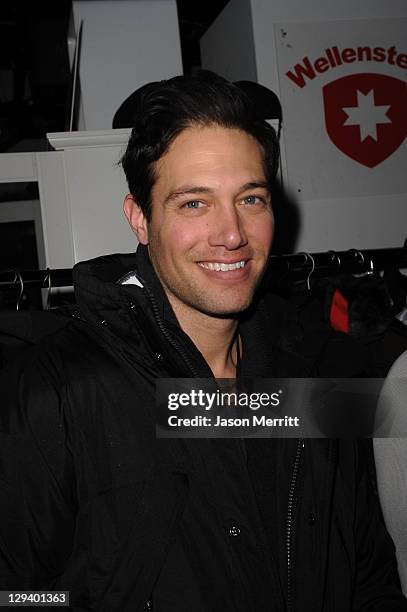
[0,71,406,611]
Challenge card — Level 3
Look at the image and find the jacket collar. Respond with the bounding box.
[134,245,182,328]
[73,245,179,326]
[72,246,210,376]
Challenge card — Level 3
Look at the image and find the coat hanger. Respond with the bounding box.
[347,248,365,273]
[44,268,52,311]
[298,252,315,290]
[328,250,341,273]
[347,249,375,277]
[13,270,24,311]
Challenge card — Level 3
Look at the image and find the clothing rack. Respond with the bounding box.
[0,246,406,291]
[265,245,407,285]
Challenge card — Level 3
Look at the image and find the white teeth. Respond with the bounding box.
[198,260,246,271]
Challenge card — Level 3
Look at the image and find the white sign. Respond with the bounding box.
[275,18,407,199]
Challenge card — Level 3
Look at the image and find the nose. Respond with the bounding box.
[208,204,248,250]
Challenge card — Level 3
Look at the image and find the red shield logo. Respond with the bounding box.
[323,73,407,168]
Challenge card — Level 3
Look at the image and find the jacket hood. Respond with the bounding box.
[73,245,178,328]
[72,245,213,376]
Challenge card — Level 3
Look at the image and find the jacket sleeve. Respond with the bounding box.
[352,440,407,611]
[0,352,76,590]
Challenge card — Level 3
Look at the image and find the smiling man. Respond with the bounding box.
[1,71,406,611]
[123,123,274,377]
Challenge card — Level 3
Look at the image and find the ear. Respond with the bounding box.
[123,194,149,245]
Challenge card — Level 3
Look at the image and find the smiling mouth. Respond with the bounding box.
[197,260,247,272]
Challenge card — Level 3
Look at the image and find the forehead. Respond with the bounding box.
[153,125,266,193]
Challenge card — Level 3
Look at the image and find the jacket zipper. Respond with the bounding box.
[141,284,202,611]
[286,439,304,612]
[142,282,202,378]
[144,282,297,610]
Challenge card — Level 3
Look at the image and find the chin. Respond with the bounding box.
[198,298,254,317]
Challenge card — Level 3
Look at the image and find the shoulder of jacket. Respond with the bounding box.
[0,318,116,395]
[259,292,370,376]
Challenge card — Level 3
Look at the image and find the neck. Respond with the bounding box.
[168,298,240,378]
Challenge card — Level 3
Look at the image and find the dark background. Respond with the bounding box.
[0,0,229,153]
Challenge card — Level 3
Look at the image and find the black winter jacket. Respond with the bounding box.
[0,246,406,611]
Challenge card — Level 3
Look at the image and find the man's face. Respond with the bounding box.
[127,125,274,320]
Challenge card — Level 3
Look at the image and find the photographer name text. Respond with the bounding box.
[167,415,300,428]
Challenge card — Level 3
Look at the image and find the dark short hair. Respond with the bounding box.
[120,70,279,221]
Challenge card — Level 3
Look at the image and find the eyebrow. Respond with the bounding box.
[164,181,270,204]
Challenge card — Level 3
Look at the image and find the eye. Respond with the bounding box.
[183,200,203,209]
[243,195,261,205]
